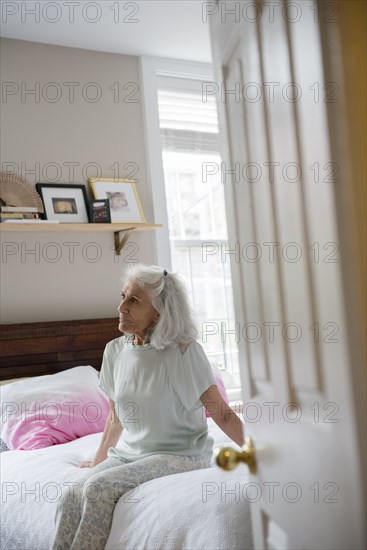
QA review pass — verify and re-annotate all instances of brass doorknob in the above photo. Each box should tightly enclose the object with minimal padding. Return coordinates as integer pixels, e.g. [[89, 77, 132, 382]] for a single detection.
[[214, 436, 257, 474]]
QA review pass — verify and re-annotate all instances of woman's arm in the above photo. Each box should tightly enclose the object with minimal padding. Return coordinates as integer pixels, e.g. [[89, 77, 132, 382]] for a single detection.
[[200, 385, 245, 447], [78, 399, 123, 468]]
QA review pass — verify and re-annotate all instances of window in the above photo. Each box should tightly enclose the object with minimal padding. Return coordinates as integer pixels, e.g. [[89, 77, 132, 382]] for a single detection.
[[157, 80, 241, 401]]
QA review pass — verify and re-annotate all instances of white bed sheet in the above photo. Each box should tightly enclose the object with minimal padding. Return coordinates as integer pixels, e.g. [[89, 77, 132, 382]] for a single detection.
[[1, 419, 253, 550]]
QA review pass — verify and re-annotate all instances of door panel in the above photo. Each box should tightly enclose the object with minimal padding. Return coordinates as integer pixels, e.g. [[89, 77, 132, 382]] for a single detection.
[[224, 50, 270, 392], [238, 12, 293, 407], [259, 10, 320, 394]]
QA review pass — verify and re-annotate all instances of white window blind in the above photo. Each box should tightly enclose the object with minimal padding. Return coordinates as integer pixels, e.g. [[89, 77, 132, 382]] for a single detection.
[[158, 89, 220, 153]]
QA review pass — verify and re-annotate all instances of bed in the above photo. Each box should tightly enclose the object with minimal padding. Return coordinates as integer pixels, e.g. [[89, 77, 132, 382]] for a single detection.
[[0, 318, 253, 550]]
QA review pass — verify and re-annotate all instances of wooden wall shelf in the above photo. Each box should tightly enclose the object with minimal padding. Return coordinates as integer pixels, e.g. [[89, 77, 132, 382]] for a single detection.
[[0, 223, 162, 255]]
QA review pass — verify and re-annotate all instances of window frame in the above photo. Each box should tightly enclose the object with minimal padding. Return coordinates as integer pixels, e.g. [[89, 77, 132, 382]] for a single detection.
[[139, 57, 215, 269], [139, 57, 243, 404]]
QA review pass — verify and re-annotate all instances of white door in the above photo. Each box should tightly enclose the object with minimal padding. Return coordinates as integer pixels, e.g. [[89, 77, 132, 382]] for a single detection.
[[208, 1, 365, 548]]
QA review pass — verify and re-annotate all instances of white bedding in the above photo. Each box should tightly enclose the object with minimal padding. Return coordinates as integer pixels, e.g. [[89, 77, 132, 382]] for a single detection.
[[1, 419, 253, 550]]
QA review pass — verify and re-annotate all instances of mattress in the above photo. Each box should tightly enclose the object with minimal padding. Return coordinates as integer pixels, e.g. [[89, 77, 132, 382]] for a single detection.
[[1, 418, 254, 550]]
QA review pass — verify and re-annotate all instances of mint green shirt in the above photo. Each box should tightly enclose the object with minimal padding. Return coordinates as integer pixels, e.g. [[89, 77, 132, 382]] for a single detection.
[[99, 336, 217, 462]]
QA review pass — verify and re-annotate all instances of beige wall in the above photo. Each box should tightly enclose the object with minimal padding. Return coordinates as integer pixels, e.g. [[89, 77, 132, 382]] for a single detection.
[[0, 38, 157, 323]]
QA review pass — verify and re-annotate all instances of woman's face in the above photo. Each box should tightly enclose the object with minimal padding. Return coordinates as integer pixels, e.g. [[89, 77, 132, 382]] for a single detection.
[[117, 280, 159, 344]]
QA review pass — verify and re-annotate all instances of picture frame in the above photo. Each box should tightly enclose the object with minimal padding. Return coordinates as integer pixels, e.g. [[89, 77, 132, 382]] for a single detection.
[[88, 178, 146, 224], [88, 199, 111, 224], [36, 183, 90, 223]]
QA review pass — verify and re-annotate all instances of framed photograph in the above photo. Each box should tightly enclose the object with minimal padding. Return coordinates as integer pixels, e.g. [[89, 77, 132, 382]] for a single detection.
[[88, 178, 146, 224], [88, 199, 111, 223], [36, 184, 89, 223]]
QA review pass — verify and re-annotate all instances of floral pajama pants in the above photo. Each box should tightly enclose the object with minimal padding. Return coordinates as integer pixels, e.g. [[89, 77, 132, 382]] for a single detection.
[[51, 450, 212, 550]]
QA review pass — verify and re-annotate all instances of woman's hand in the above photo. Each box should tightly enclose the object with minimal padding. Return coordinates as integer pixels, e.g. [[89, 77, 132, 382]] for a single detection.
[[77, 400, 123, 470], [77, 460, 95, 468]]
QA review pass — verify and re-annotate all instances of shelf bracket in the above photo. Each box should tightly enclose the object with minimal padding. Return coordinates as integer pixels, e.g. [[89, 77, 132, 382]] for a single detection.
[[114, 228, 134, 256]]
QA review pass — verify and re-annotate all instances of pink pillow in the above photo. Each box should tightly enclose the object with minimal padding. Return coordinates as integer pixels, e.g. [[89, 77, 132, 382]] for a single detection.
[[1, 366, 109, 450], [205, 363, 230, 417]]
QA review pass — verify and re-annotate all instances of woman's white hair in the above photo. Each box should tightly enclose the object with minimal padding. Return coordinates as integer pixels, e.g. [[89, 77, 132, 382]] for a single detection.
[[120, 263, 198, 350]]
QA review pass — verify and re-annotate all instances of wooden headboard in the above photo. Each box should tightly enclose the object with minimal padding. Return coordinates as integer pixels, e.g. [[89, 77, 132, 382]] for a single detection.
[[0, 318, 121, 381]]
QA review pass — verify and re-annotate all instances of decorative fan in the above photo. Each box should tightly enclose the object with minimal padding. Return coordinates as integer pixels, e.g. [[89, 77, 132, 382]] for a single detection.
[[0, 172, 44, 213]]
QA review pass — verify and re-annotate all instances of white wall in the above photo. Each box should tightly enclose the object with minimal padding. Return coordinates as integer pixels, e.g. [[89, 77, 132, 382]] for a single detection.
[[0, 38, 158, 323]]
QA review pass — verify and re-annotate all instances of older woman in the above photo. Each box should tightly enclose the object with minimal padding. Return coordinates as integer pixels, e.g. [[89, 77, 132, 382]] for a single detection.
[[52, 264, 244, 550]]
